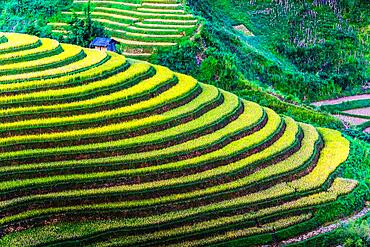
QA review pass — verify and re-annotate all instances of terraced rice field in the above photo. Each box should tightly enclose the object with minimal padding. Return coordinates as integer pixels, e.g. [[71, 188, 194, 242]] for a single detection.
[[0, 32, 361, 246], [312, 95, 370, 133], [49, 0, 198, 59]]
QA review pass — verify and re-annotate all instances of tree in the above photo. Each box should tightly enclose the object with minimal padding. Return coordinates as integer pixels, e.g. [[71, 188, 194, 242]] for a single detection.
[[65, 0, 106, 47]]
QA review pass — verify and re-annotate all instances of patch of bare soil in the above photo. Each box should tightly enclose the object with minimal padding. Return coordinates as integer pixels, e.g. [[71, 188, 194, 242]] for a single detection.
[[276, 206, 370, 247], [233, 24, 254, 36], [343, 107, 370, 117], [334, 114, 368, 126], [311, 94, 370, 107]]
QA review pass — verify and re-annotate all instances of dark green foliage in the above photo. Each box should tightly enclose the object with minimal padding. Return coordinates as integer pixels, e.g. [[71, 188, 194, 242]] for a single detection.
[[154, 39, 243, 92], [58, 1, 106, 48], [197, 49, 241, 91], [0, 0, 73, 36], [343, 129, 370, 143], [153, 40, 201, 76], [341, 138, 370, 184], [340, 217, 370, 247], [64, 15, 106, 48]]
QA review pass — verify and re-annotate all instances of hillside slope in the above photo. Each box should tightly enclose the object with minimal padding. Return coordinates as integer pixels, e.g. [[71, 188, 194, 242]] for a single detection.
[[158, 0, 369, 102], [50, 0, 198, 59], [0, 33, 366, 246]]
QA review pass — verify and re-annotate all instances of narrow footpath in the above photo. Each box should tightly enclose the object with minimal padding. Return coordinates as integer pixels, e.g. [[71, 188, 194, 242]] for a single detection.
[[267, 206, 370, 246]]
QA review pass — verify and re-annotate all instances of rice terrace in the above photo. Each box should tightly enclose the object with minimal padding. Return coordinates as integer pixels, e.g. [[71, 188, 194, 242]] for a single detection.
[[0, 0, 369, 246]]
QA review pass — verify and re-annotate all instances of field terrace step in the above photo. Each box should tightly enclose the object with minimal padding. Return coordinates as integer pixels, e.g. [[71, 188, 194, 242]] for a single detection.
[[312, 95, 370, 133], [0, 84, 209, 142], [0, 85, 225, 176], [137, 7, 185, 14], [102, 214, 314, 247], [0, 51, 128, 95], [0, 48, 110, 83], [0, 73, 201, 152], [0, 63, 158, 108], [0, 87, 229, 168], [92, 7, 194, 20], [0, 101, 263, 183], [0, 44, 86, 76], [0, 38, 62, 65], [113, 36, 177, 47], [0, 109, 285, 205], [0, 178, 357, 246], [0, 136, 353, 235], [0, 81, 214, 134], [0, 66, 193, 125], [75, 0, 141, 8], [0, 33, 41, 55]]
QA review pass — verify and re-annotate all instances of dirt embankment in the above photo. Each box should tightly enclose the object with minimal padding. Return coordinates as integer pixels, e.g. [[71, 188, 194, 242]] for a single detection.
[[276, 206, 370, 246], [343, 107, 370, 116], [311, 94, 370, 107]]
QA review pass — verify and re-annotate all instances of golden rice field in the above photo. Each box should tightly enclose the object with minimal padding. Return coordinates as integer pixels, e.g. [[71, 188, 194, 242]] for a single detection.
[[0, 32, 362, 246]]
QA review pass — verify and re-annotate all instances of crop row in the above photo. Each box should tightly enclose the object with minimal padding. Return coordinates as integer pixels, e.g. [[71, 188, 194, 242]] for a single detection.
[[0, 38, 62, 65], [95, 214, 313, 247], [0, 52, 127, 94], [91, 6, 195, 20], [108, 28, 184, 43], [0, 68, 185, 128], [0, 33, 41, 55], [0, 177, 357, 246], [0, 123, 341, 220], [0, 111, 287, 207], [53, 0, 197, 57], [0, 87, 224, 166], [320, 98, 370, 112], [0, 65, 159, 111], [0, 45, 85, 76], [95, 18, 186, 34], [0, 49, 109, 83], [0, 62, 153, 110], [0, 92, 237, 177], [0, 79, 204, 148], [0, 81, 206, 139], [0, 86, 225, 179], [0, 174, 357, 238]]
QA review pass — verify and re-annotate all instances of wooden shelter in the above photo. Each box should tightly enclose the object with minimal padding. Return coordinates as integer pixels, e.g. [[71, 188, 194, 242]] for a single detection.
[[90, 37, 119, 52]]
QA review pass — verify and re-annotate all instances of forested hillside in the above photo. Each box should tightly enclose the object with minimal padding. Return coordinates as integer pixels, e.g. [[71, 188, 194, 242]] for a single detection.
[[0, 0, 72, 35]]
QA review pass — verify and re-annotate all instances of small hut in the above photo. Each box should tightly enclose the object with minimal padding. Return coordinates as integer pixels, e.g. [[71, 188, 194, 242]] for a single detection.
[[90, 37, 119, 52]]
